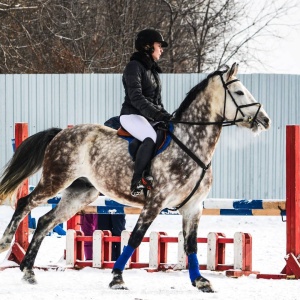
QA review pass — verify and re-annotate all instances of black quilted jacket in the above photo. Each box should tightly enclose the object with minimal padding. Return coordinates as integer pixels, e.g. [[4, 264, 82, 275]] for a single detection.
[[120, 52, 168, 121]]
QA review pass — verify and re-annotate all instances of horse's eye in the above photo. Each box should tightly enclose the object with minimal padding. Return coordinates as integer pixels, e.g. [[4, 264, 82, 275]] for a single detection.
[[235, 90, 244, 96]]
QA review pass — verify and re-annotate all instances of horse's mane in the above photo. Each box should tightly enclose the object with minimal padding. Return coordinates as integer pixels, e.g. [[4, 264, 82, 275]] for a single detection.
[[173, 68, 227, 119]]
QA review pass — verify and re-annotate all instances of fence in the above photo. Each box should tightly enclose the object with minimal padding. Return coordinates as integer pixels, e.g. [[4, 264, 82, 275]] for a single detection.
[[2, 73, 300, 199]]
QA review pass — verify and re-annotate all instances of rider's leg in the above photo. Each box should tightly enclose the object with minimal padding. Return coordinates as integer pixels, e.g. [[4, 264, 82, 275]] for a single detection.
[[119, 115, 157, 143], [120, 115, 157, 196], [130, 137, 156, 194]]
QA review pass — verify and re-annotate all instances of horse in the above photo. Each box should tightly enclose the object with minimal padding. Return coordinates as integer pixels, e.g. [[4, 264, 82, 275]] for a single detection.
[[0, 63, 270, 293]]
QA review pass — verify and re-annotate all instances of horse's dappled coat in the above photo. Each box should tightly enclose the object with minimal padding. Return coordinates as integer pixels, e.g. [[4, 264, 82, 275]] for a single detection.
[[0, 63, 270, 293]]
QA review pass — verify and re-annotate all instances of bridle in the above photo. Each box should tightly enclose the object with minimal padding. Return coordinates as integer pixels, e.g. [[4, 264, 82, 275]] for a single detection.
[[165, 72, 262, 211], [219, 75, 261, 128], [171, 72, 262, 128]]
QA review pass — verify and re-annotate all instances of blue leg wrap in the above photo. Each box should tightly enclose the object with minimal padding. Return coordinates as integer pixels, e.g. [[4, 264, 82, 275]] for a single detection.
[[188, 253, 201, 282], [113, 245, 135, 271]]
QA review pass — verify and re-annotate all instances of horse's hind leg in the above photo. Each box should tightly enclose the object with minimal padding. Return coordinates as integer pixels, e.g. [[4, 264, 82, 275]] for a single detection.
[[181, 204, 214, 293], [20, 205, 69, 284], [0, 170, 77, 253], [0, 194, 33, 252], [0, 182, 62, 253], [20, 178, 99, 284]]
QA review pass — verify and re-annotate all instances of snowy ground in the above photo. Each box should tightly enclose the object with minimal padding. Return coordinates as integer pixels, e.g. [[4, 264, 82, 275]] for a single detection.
[[0, 205, 298, 300]]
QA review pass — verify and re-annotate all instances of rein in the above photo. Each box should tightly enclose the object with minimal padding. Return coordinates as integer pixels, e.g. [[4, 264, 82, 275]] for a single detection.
[[171, 119, 242, 126], [166, 73, 262, 211], [166, 129, 211, 211]]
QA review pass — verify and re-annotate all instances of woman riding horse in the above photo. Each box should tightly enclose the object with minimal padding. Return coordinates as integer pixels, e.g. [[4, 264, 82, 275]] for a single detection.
[[120, 28, 171, 197]]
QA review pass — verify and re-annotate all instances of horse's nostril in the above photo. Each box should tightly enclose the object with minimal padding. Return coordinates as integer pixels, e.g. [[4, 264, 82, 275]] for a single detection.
[[264, 117, 269, 124]]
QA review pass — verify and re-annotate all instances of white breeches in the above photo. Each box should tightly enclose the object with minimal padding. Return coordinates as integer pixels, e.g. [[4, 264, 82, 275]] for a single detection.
[[120, 115, 157, 143]]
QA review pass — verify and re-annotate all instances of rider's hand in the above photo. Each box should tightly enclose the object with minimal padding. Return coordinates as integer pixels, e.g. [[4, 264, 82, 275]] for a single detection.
[[155, 111, 172, 122]]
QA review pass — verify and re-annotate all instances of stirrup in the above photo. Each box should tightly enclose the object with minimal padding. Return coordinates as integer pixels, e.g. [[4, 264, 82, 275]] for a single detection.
[[130, 181, 144, 197]]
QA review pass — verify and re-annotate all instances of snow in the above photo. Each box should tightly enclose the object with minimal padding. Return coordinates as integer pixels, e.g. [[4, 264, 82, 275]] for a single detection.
[[0, 205, 299, 300]]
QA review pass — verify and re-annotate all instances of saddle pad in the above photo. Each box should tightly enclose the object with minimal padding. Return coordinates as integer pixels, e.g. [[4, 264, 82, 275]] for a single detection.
[[118, 123, 174, 158]]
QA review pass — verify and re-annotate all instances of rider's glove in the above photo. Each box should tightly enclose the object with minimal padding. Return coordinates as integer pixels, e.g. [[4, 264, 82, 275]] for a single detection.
[[155, 111, 172, 122]]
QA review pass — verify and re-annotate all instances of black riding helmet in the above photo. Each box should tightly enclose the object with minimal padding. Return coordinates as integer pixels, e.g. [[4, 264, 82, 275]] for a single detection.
[[135, 29, 168, 52]]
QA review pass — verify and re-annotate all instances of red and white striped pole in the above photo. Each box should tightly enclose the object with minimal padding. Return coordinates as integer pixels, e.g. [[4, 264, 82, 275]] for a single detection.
[[8, 123, 29, 264]]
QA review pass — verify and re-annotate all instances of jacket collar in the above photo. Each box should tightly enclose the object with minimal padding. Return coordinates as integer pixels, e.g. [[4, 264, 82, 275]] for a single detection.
[[130, 52, 162, 73]]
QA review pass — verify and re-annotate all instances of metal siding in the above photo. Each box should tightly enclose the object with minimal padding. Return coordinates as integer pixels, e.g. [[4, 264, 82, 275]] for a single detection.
[[0, 73, 299, 199]]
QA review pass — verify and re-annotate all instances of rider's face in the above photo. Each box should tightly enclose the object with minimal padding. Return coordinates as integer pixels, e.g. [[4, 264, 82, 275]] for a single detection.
[[151, 42, 163, 61]]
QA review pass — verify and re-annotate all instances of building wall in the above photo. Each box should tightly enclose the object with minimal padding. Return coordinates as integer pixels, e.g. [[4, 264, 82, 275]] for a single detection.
[[1, 73, 299, 199]]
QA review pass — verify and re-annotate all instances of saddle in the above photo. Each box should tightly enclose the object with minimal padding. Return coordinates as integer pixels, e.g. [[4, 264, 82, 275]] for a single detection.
[[104, 116, 173, 161], [117, 124, 173, 161]]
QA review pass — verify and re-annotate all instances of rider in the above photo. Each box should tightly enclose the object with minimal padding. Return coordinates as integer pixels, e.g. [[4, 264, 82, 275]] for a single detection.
[[119, 28, 171, 197]]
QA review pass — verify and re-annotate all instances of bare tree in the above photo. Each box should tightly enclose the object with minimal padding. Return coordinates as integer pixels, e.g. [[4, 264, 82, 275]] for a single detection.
[[215, 0, 299, 71], [159, 0, 299, 73], [0, 0, 298, 73]]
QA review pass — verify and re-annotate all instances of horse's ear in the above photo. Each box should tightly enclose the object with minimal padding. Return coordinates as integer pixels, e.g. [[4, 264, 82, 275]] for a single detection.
[[227, 63, 239, 80]]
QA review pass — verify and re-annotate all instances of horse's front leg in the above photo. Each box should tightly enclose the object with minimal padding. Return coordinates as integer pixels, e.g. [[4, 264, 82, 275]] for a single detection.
[[109, 202, 162, 290], [181, 206, 215, 293]]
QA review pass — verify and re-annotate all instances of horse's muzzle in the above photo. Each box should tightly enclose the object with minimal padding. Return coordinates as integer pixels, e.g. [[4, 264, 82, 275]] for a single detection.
[[260, 116, 271, 129], [249, 113, 271, 133]]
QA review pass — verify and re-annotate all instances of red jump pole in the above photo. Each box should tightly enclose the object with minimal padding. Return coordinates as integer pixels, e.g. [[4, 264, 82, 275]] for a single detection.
[[8, 123, 29, 264], [257, 125, 300, 279], [284, 125, 300, 277]]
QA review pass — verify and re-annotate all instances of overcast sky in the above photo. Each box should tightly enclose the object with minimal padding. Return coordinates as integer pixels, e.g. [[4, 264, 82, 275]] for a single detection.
[[238, 2, 300, 74]]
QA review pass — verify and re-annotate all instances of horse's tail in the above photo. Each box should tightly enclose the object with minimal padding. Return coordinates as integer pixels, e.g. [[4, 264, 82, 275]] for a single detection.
[[0, 128, 63, 203]]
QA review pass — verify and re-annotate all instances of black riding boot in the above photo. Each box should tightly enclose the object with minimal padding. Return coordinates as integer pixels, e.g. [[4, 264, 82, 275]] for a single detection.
[[131, 137, 156, 196]]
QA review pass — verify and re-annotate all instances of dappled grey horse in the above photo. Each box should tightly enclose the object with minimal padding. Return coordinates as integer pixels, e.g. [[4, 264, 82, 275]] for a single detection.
[[0, 63, 270, 293]]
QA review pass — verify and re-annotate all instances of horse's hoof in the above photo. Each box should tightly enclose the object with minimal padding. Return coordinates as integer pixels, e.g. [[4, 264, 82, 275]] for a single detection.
[[192, 276, 215, 293], [22, 268, 37, 285], [109, 270, 128, 290], [109, 283, 128, 290]]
